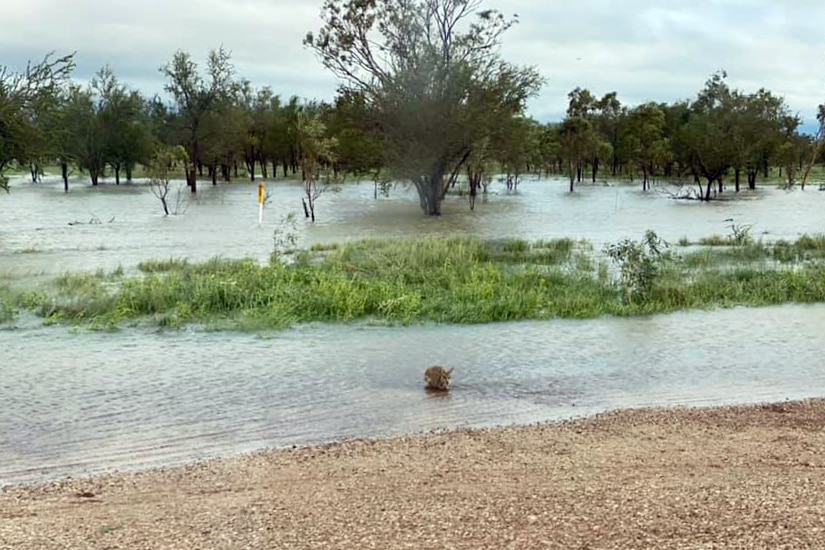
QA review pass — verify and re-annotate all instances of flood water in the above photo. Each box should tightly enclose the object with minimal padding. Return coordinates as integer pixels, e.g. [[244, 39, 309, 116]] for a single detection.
[[3, 174, 825, 279], [2, 175, 825, 486]]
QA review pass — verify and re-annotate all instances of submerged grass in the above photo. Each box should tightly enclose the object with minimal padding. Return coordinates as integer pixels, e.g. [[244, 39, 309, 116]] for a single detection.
[[682, 236, 825, 268], [8, 234, 825, 331], [0, 285, 16, 324]]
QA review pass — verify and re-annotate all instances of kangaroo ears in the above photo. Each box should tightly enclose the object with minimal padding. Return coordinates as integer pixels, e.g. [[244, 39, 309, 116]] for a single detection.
[[447, 368, 454, 374]]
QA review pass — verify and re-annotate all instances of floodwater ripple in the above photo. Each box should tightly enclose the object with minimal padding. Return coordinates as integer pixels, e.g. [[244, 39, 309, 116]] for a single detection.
[[2, 304, 825, 486]]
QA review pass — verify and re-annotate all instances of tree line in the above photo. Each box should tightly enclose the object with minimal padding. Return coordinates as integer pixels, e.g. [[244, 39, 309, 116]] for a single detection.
[[2, 0, 824, 215], [551, 73, 825, 200]]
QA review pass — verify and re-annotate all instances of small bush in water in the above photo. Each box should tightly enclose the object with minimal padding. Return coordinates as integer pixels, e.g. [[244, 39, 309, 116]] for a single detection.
[[604, 230, 671, 304]]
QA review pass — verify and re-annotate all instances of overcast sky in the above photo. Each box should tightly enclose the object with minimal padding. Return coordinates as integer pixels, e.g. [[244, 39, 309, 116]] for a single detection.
[[3, 0, 824, 130]]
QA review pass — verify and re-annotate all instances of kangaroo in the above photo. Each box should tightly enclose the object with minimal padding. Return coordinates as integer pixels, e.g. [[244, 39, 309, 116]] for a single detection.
[[424, 366, 453, 391]]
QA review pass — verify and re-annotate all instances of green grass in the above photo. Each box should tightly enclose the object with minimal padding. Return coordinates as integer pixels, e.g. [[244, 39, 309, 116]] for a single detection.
[[0, 285, 17, 323], [698, 234, 730, 246], [137, 258, 190, 273], [6, 234, 825, 331], [682, 236, 825, 268]]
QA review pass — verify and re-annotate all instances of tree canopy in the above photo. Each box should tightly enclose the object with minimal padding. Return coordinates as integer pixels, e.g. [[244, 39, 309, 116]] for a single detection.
[[305, 0, 544, 215], [0, 53, 75, 191]]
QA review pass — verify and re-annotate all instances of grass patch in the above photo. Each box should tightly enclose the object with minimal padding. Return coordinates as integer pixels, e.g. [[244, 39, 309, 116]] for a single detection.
[[698, 234, 729, 246], [138, 258, 190, 273], [0, 286, 17, 323], [683, 236, 825, 268], [9, 234, 825, 331]]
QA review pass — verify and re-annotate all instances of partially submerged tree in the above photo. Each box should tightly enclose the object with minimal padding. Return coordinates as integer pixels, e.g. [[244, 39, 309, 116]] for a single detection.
[[296, 105, 339, 222], [160, 48, 238, 193], [625, 103, 668, 190], [93, 66, 152, 184], [559, 116, 594, 192], [305, 0, 543, 215], [0, 52, 75, 192], [63, 84, 107, 186], [496, 116, 539, 193], [148, 145, 189, 216], [801, 103, 825, 189]]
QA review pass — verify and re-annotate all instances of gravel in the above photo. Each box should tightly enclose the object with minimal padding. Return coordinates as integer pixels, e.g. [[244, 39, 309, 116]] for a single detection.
[[2, 399, 825, 549]]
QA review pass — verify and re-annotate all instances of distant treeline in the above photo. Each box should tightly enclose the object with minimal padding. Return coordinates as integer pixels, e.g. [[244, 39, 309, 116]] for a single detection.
[[2, 50, 824, 203]]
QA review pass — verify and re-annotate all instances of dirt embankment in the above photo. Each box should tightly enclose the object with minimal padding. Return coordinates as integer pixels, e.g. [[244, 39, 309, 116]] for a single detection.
[[2, 399, 825, 549]]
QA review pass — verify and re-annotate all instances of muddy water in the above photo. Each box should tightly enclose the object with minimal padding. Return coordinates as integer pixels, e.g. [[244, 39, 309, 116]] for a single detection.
[[2, 175, 825, 486], [2, 175, 825, 279], [2, 304, 825, 486]]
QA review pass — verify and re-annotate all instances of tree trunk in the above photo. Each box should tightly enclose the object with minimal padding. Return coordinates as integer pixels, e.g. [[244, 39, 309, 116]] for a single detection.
[[115, 164, 121, 185], [61, 162, 69, 193], [747, 167, 757, 190], [734, 168, 741, 192], [468, 171, 480, 211], [186, 138, 199, 193], [186, 163, 197, 194], [414, 171, 446, 216], [246, 151, 256, 181]]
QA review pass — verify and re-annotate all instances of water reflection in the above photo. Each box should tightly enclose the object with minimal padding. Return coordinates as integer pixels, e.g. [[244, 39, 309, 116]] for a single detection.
[[2, 304, 825, 486]]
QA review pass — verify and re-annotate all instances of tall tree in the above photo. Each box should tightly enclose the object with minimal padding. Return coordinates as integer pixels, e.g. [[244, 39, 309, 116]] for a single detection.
[[624, 102, 668, 190], [496, 116, 539, 192], [563, 87, 609, 183], [676, 71, 737, 200], [160, 47, 238, 193], [559, 116, 594, 192], [305, 0, 543, 215], [296, 104, 339, 222], [64, 84, 107, 186], [595, 92, 622, 175], [93, 66, 153, 184]]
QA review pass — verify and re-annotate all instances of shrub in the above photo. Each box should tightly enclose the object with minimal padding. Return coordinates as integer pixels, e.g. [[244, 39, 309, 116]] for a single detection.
[[604, 230, 671, 304]]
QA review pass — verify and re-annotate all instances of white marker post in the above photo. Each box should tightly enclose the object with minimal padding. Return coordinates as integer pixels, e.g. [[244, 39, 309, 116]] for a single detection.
[[257, 180, 266, 226]]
